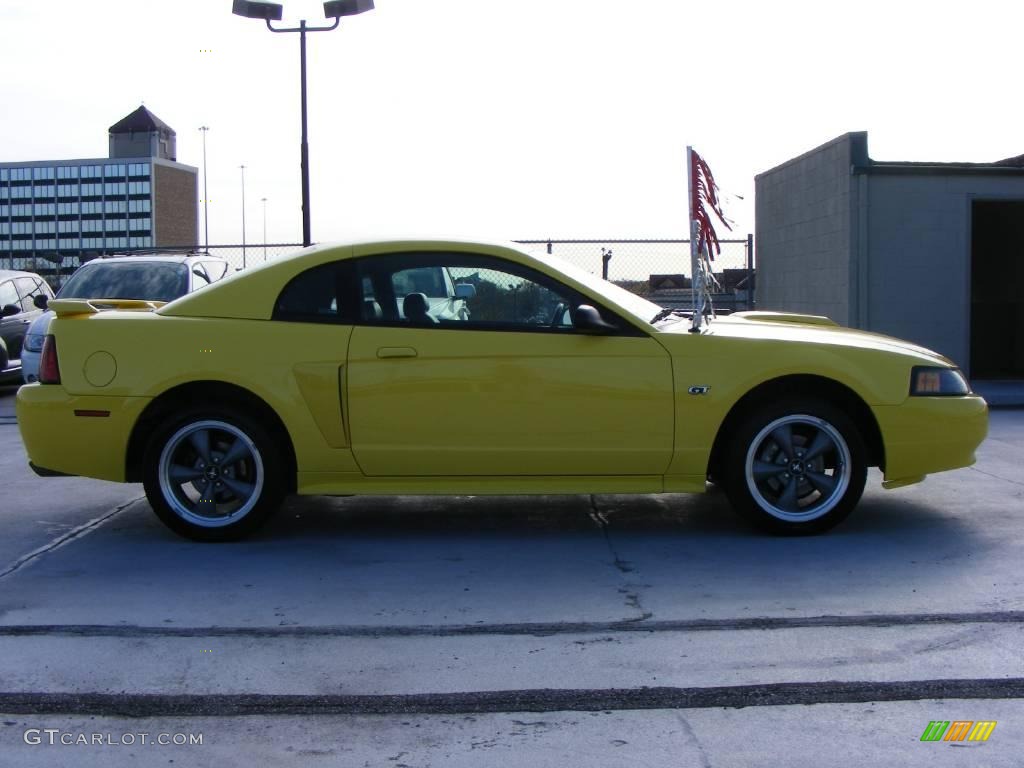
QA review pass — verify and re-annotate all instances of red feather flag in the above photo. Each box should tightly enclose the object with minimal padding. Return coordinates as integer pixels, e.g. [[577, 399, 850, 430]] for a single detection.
[[688, 149, 732, 262]]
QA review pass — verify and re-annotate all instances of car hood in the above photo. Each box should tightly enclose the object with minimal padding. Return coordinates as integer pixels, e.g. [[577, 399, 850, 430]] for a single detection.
[[661, 311, 955, 367]]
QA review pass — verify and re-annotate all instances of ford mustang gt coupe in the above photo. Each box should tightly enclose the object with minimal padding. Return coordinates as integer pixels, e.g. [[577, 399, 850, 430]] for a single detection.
[[17, 239, 988, 541]]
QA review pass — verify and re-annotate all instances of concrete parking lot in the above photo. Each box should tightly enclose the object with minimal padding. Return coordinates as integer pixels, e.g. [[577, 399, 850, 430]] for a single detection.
[[1, 383, 1022, 766]]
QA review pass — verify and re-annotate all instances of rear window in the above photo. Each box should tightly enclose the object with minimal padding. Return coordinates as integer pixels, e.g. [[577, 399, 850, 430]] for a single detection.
[[58, 263, 189, 303]]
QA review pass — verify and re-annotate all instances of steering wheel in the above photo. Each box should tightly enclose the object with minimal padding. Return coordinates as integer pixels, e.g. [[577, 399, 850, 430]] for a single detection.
[[549, 302, 568, 327]]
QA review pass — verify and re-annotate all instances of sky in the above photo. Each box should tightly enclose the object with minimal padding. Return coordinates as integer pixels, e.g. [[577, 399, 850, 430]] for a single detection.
[[1, 0, 1021, 247]]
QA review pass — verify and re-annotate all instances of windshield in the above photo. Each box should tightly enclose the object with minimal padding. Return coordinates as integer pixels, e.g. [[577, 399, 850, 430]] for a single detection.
[[526, 249, 663, 324], [58, 262, 189, 303]]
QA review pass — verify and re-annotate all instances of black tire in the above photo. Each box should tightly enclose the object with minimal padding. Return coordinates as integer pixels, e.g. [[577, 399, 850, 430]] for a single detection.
[[721, 398, 867, 535], [142, 404, 286, 541]]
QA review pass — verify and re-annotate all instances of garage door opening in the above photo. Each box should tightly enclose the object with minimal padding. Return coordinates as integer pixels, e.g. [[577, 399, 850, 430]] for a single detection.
[[971, 200, 1024, 379]]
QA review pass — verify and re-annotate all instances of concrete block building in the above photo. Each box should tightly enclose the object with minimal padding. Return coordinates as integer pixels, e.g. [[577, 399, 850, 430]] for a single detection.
[[755, 132, 1024, 382]]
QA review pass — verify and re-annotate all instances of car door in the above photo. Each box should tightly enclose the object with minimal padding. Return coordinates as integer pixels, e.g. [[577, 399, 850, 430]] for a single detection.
[[346, 251, 675, 477], [0, 278, 31, 361]]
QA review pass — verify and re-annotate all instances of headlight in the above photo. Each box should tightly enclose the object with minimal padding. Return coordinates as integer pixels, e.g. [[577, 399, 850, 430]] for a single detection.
[[909, 366, 970, 396], [23, 333, 45, 353]]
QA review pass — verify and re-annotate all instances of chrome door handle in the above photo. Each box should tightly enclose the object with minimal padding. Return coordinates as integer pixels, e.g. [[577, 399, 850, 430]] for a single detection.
[[377, 347, 418, 359]]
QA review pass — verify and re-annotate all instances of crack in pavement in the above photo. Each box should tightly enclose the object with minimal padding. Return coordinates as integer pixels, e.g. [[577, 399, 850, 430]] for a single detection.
[[2, 678, 1023, 717], [967, 465, 1024, 488], [0, 496, 143, 582], [677, 714, 713, 768], [589, 495, 652, 623]]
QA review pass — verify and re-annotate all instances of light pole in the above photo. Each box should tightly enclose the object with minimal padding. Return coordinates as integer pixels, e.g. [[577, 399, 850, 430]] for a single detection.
[[232, 0, 374, 247], [239, 164, 247, 269], [261, 197, 268, 261], [198, 126, 210, 250]]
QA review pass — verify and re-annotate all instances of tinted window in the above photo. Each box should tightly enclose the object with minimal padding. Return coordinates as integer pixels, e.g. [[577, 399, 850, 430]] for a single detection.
[[58, 263, 189, 302], [273, 262, 353, 324]]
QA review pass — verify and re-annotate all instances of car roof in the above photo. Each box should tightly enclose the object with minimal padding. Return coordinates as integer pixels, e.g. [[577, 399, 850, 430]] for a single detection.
[[79, 253, 229, 267], [0, 269, 45, 280]]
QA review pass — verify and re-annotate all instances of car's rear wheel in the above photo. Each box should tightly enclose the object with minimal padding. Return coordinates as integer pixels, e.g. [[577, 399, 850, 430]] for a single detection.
[[722, 400, 867, 535], [143, 405, 285, 541]]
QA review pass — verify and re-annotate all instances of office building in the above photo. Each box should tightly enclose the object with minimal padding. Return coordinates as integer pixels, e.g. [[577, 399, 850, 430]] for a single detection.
[[0, 106, 198, 269]]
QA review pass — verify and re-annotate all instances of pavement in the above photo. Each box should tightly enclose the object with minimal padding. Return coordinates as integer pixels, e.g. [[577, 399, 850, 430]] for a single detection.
[[0, 382, 1022, 766], [973, 379, 1024, 407]]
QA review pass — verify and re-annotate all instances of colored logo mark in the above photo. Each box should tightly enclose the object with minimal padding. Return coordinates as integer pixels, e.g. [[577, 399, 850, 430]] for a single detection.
[[920, 721, 996, 742]]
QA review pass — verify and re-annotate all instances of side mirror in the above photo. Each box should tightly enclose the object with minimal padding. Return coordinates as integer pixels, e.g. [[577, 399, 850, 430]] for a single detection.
[[573, 304, 617, 334], [454, 283, 476, 300], [1, 304, 21, 317], [33, 294, 49, 310]]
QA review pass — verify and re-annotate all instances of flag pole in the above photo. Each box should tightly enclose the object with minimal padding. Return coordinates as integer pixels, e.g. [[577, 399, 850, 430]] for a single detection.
[[686, 146, 703, 331]]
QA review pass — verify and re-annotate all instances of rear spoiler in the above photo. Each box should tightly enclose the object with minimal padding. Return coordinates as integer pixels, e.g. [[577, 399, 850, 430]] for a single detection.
[[48, 298, 167, 318], [731, 311, 839, 327]]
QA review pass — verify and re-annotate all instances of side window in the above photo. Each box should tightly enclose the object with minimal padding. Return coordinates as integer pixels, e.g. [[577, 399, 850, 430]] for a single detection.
[[448, 266, 573, 328], [0, 280, 18, 310], [203, 261, 228, 282], [15, 277, 47, 310], [191, 268, 211, 289], [392, 267, 448, 300], [273, 261, 353, 324], [358, 253, 581, 331]]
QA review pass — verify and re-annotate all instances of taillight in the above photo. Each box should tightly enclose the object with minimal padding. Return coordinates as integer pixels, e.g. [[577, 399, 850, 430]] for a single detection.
[[39, 335, 60, 384]]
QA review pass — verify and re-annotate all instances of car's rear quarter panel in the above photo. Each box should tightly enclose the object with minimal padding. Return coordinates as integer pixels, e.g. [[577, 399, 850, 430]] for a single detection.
[[19, 311, 360, 481]]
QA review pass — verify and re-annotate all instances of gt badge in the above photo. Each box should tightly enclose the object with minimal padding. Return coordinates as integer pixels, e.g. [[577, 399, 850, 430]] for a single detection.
[[688, 385, 711, 395]]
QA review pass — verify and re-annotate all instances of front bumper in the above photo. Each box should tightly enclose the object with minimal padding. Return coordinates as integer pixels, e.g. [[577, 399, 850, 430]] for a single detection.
[[16, 384, 151, 482], [873, 394, 988, 484]]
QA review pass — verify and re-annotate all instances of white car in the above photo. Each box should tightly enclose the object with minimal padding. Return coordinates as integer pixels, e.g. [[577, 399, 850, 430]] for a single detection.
[[22, 253, 230, 383]]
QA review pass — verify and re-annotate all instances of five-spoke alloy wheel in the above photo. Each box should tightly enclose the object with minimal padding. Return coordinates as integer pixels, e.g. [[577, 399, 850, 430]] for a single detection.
[[723, 399, 867, 535], [143, 405, 285, 541]]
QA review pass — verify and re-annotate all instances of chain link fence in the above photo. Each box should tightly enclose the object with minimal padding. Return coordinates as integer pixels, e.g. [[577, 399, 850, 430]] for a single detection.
[[514, 237, 755, 312], [8, 244, 304, 291], [10, 238, 755, 311]]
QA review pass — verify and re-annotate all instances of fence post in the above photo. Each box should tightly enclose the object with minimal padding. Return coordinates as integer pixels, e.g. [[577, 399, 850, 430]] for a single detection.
[[746, 233, 755, 309], [601, 248, 613, 280]]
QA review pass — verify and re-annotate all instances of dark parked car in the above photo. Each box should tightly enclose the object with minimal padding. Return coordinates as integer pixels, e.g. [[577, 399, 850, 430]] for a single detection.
[[0, 269, 54, 383]]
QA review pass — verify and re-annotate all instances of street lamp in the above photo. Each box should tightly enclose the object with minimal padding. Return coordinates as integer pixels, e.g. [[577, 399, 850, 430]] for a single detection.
[[232, 0, 374, 247], [198, 126, 210, 250], [239, 164, 247, 269]]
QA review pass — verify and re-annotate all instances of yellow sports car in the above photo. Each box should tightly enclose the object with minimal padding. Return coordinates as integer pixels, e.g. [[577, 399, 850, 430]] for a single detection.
[[17, 239, 988, 540]]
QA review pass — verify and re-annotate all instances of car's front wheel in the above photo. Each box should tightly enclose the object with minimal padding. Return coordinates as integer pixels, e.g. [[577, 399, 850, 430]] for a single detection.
[[143, 406, 285, 541], [722, 400, 867, 535]]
